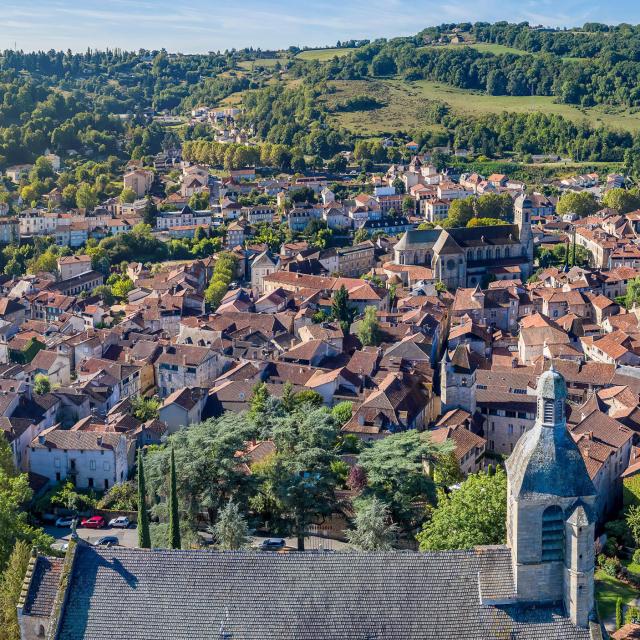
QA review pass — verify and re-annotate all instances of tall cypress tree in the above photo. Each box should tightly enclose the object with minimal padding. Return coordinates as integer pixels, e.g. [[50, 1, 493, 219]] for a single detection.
[[168, 447, 181, 550], [137, 452, 151, 549]]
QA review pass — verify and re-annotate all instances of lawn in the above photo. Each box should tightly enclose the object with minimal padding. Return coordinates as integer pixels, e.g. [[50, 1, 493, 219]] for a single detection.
[[324, 78, 640, 135], [595, 570, 639, 621], [297, 47, 358, 61]]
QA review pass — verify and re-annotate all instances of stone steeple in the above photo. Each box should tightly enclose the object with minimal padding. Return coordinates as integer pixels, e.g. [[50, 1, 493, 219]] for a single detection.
[[505, 367, 596, 627]]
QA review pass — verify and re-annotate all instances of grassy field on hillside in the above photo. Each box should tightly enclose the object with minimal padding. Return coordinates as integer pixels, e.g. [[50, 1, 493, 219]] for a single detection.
[[237, 58, 282, 70], [297, 48, 358, 61], [419, 42, 527, 56], [324, 78, 640, 134]]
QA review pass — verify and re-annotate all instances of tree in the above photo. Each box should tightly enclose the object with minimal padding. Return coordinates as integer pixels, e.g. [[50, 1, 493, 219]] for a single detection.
[[625, 276, 640, 310], [556, 191, 599, 218], [210, 499, 249, 550], [356, 306, 381, 346], [616, 597, 624, 630], [144, 415, 256, 530], [120, 187, 137, 204], [130, 396, 160, 422], [0, 469, 52, 568], [168, 448, 181, 549], [0, 540, 30, 640], [433, 451, 463, 487], [467, 217, 509, 228], [189, 191, 210, 210], [353, 228, 369, 244], [280, 381, 296, 413], [331, 285, 355, 332], [602, 188, 640, 214], [417, 468, 508, 551], [75, 183, 98, 211], [91, 284, 115, 306], [331, 402, 353, 427], [33, 374, 50, 395], [249, 383, 270, 420], [358, 431, 452, 530], [626, 504, 640, 545], [445, 198, 475, 228], [137, 454, 151, 549], [292, 390, 324, 409], [267, 407, 340, 550], [346, 497, 398, 551]]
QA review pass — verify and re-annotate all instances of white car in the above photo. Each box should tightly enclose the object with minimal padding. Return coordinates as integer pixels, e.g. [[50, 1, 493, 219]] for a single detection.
[[108, 516, 130, 528], [55, 516, 75, 528]]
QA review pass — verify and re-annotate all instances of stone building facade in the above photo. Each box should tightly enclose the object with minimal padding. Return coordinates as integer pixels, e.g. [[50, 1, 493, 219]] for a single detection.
[[393, 194, 534, 288], [506, 368, 597, 628]]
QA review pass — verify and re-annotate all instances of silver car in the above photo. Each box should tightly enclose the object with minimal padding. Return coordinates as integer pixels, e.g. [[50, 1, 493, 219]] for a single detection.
[[108, 516, 130, 528]]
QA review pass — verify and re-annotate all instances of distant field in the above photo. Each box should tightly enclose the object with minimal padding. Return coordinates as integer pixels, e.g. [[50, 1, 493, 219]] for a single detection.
[[324, 78, 640, 134], [420, 42, 527, 56], [297, 48, 358, 61], [237, 58, 282, 70]]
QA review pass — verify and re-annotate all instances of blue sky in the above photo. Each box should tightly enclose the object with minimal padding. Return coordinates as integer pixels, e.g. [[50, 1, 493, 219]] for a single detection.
[[1, 0, 639, 53]]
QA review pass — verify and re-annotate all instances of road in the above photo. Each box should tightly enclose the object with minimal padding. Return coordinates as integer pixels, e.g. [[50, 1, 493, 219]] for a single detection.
[[47, 525, 349, 552]]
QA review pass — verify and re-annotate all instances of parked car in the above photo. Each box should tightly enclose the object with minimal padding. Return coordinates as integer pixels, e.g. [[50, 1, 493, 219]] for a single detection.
[[108, 516, 130, 529], [258, 538, 285, 551], [55, 516, 75, 528], [80, 516, 106, 529], [95, 536, 119, 547]]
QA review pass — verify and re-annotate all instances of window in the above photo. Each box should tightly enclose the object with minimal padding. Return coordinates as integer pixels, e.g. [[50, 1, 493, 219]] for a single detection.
[[103, 462, 110, 471], [90, 460, 96, 470], [88, 477, 94, 488], [541, 505, 564, 561], [55, 472, 61, 482], [508, 424, 514, 435], [543, 399, 555, 423], [104, 479, 109, 490]]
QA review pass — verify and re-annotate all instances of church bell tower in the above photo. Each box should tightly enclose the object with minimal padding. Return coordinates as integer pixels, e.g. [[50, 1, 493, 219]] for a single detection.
[[505, 367, 596, 627]]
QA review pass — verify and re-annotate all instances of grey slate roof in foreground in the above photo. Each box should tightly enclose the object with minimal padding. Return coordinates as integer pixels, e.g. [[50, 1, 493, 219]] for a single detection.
[[56, 544, 591, 640]]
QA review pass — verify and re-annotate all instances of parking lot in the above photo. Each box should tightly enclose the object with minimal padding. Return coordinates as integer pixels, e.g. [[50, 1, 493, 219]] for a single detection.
[[46, 524, 349, 551], [46, 524, 138, 549]]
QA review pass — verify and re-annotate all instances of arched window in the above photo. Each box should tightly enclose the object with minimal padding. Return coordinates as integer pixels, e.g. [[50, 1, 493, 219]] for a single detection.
[[38, 625, 45, 637], [541, 505, 564, 561], [495, 247, 501, 259], [504, 247, 510, 258]]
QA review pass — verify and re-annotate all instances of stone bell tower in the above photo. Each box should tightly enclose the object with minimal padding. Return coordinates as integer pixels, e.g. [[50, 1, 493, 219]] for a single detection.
[[505, 367, 596, 627]]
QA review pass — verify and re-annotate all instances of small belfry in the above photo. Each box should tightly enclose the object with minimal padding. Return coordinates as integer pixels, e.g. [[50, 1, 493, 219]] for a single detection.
[[505, 366, 597, 628]]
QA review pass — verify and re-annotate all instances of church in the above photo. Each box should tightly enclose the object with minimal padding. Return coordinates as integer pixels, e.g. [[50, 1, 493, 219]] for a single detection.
[[18, 369, 602, 640], [393, 193, 535, 288]]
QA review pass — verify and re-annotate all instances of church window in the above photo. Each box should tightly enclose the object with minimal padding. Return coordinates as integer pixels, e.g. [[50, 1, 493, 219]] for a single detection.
[[446, 259, 455, 271], [543, 399, 555, 423], [496, 248, 501, 259], [541, 505, 564, 561], [505, 247, 510, 257]]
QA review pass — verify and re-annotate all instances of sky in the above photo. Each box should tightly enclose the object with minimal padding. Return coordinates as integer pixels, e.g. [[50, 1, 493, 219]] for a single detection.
[[1, 0, 640, 53]]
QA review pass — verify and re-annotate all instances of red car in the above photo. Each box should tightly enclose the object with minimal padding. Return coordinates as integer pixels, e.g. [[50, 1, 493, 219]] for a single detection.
[[81, 516, 105, 529]]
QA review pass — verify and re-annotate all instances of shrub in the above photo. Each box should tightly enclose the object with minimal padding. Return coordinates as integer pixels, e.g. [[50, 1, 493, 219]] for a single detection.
[[603, 556, 621, 577], [633, 548, 640, 564]]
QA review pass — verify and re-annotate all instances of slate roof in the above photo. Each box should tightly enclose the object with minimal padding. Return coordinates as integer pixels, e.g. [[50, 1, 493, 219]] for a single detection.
[[56, 544, 591, 640], [23, 555, 63, 617]]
